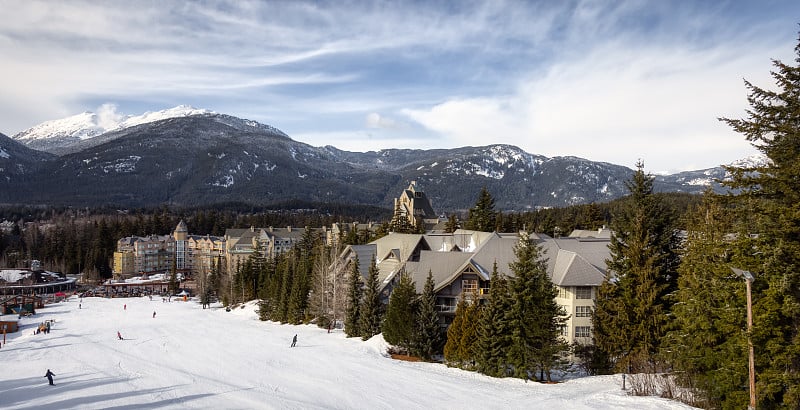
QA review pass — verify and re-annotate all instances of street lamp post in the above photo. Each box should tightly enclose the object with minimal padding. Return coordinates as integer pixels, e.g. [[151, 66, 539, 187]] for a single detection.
[[732, 267, 756, 410]]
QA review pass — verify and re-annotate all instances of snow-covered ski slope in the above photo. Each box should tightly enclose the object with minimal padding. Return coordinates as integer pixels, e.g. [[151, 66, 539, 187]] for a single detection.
[[0, 296, 695, 409]]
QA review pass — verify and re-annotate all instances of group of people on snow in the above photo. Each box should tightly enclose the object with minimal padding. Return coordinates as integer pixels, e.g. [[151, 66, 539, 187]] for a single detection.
[[34, 321, 52, 335]]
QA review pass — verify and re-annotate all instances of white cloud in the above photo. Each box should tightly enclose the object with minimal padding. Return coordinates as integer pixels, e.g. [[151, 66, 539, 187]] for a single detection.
[[365, 113, 406, 130], [95, 103, 125, 130], [0, 0, 797, 174], [403, 35, 787, 172]]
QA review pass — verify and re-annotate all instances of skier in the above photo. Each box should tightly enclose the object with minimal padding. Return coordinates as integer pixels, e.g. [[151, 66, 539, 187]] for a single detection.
[[124, 304, 126, 310], [291, 334, 297, 348], [117, 331, 123, 340], [44, 369, 55, 385], [152, 311, 156, 318]]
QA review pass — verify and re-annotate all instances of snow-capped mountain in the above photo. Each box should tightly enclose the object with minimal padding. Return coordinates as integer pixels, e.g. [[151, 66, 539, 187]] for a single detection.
[[0, 107, 747, 209], [12, 104, 212, 154]]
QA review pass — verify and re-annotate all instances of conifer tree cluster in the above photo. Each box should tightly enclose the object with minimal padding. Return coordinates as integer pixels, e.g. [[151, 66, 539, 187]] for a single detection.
[[388, 201, 416, 234], [475, 265, 513, 377], [666, 33, 800, 409], [358, 258, 384, 340], [665, 193, 754, 408], [344, 256, 363, 338], [414, 272, 444, 360], [444, 237, 568, 381], [341, 255, 388, 340], [592, 161, 679, 374], [381, 271, 443, 360], [464, 187, 498, 232], [382, 273, 417, 352], [252, 228, 321, 324]]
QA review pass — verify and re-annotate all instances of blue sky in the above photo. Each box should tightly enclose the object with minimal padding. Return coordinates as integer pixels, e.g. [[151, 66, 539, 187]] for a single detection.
[[1, 0, 798, 173]]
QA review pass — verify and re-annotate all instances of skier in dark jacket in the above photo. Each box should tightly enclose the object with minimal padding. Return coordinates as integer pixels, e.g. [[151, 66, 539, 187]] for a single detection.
[[291, 334, 297, 347], [44, 369, 55, 385]]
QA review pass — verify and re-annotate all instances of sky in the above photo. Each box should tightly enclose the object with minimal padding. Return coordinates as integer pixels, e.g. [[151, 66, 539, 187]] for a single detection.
[[0, 295, 695, 409], [1, 1, 799, 173]]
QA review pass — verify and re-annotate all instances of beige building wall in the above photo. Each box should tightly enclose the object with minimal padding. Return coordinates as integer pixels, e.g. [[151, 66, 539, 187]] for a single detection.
[[556, 285, 596, 346]]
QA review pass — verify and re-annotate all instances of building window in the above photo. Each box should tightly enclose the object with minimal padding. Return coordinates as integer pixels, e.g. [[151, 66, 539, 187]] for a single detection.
[[575, 286, 592, 299], [576, 306, 592, 317], [560, 325, 569, 337], [558, 287, 569, 299], [436, 297, 457, 313], [575, 326, 591, 338], [462, 279, 478, 294]]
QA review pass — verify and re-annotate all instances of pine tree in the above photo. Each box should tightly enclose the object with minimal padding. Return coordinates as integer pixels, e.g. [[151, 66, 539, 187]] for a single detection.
[[593, 161, 680, 373], [382, 273, 417, 353], [444, 295, 467, 366], [458, 291, 482, 369], [275, 256, 293, 323], [413, 271, 443, 361], [389, 201, 414, 234], [475, 264, 513, 377], [358, 257, 384, 340], [506, 232, 568, 381], [465, 187, 498, 232], [667, 193, 752, 409], [287, 250, 313, 324], [444, 214, 460, 233], [716, 33, 800, 408], [344, 256, 362, 338]]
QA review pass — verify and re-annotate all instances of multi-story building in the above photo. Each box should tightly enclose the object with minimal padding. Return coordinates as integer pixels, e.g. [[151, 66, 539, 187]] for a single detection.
[[223, 226, 318, 273], [113, 221, 224, 279], [334, 228, 610, 347], [114, 222, 336, 279]]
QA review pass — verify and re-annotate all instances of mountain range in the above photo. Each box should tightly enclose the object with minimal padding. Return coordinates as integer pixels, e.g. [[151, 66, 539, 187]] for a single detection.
[[0, 106, 738, 211]]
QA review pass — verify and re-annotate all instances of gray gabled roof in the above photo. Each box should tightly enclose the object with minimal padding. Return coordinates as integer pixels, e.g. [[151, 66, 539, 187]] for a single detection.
[[403, 251, 474, 293], [550, 249, 606, 286], [339, 229, 612, 298], [344, 244, 378, 279], [371, 233, 428, 262], [423, 233, 470, 252], [469, 233, 519, 279]]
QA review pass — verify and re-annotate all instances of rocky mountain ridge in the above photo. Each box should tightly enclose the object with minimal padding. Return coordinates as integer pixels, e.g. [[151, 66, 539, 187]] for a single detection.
[[1, 108, 741, 210]]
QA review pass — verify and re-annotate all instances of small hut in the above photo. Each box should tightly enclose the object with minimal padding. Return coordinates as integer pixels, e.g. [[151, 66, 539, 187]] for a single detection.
[[0, 294, 44, 315]]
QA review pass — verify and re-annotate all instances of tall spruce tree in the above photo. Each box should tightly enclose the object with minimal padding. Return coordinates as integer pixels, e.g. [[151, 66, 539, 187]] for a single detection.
[[389, 201, 414, 234], [444, 294, 467, 366], [358, 257, 383, 340], [344, 256, 363, 338], [506, 232, 568, 381], [458, 291, 482, 369], [382, 273, 417, 353], [667, 193, 753, 409], [413, 271, 443, 361], [593, 161, 680, 373], [476, 263, 513, 377], [465, 187, 498, 232], [716, 34, 800, 408]]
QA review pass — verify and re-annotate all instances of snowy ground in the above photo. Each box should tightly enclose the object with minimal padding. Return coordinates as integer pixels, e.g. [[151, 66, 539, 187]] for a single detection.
[[0, 296, 695, 409]]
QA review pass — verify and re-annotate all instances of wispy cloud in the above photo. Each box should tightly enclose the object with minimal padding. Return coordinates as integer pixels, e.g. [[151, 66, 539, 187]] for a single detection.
[[0, 0, 797, 172]]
